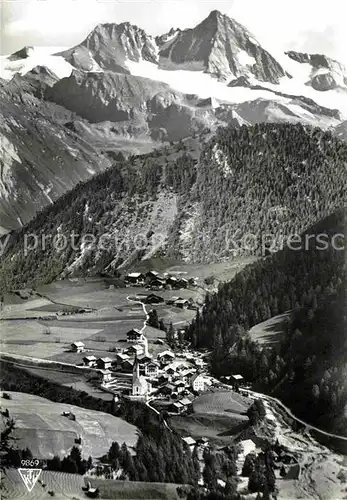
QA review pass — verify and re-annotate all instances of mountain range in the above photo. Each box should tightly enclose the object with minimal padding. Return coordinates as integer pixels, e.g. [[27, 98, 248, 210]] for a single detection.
[[0, 9, 346, 234]]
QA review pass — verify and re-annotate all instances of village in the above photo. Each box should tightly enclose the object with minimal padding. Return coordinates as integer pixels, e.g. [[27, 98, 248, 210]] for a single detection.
[[1, 268, 330, 499]]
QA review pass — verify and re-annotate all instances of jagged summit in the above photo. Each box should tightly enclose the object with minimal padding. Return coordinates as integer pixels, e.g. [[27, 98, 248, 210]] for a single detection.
[[57, 22, 158, 73], [285, 50, 347, 92], [8, 46, 35, 61], [158, 10, 286, 83]]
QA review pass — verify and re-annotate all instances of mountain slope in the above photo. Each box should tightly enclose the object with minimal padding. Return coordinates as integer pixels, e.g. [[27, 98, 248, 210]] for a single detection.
[[0, 123, 346, 290], [158, 10, 286, 83], [57, 22, 158, 73], [0, 84, 111, 233], [285, 50, 347, 91], [186, 209, 347, 436]]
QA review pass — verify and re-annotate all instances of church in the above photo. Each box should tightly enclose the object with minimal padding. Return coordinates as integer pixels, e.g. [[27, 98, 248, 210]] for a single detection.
[[132, 355, 151, 398]]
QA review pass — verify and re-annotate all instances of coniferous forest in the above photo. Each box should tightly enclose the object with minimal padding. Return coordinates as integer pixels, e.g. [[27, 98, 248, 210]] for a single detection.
[[1, 123, 346, 291], [186, 210, 347, 435]]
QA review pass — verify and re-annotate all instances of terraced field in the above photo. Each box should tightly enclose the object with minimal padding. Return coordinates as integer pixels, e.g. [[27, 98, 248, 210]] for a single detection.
[[0, 392, 138, 459]]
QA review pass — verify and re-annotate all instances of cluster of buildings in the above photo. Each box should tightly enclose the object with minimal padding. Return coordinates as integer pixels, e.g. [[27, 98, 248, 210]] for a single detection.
[[71, 328, 208, 403], [125, 270, 197, 290]]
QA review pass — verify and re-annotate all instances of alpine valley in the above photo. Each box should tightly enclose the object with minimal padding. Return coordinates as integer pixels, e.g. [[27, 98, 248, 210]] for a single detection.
[[1, 9, 347, 500]]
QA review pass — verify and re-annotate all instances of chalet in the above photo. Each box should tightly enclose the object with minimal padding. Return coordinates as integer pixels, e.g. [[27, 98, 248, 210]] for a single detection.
[[166, 296, 182, 305], [170, 401, 184, 414], [178, 398, 193, 411], [177, 278, 188, 288], [125, 272, 145, 285], [160, 383, 176, 395], [158, 350, 175, 364], [163, 365, 176, 376], [231, 374, 246, 389], [194, 358, 205, 368], [100, 369, 113, 383], [182, 436, 196, 452], [122, 359, 134, 372], [144, 361, 160, 377], [174, 299, 189, 309], [149, 278, 166, 289], [190, 373, 205, 392], [71, 341, 85, 353], [196, 437, 209, 447], [138, 353, 152, 362], [126, 328, 143, 343], [145, 270, 160, 280], [82, 355, 97, 367], [115, 353, 130, 366], [144, 294, 164, 304], [158, 374, 170, 385], [126, 344, 144, 356], [96, 357, 113, 370], [172, 380, 185, 393], [167, 276, 179, 288], [181, 369, 196, 382]]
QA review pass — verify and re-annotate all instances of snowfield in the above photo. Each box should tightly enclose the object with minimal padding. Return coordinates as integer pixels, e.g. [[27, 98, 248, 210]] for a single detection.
[[1, 45, 346, 118], [0, 47, 73, 80]]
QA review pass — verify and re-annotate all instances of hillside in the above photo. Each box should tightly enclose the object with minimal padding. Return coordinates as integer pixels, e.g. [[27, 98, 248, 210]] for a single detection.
[[186, 209, 347, 435], [0, 391, 138, 459], [0, 123, 346, 291], [0, 82, 111, 234]]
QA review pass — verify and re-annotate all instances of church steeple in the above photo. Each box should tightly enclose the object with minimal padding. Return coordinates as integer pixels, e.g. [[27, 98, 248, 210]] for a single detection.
[[133, 352, 140, 382]]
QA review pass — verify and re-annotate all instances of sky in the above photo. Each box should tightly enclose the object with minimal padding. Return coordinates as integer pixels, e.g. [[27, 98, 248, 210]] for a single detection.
[[1, 0, 347, 65]]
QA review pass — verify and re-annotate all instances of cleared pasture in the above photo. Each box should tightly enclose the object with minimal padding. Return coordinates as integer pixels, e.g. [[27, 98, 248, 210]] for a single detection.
[[89, 478, 183, 499], [2, 469, 184, 500], [0, 392, 138, 459], [249, 312, 290, 347], [193, 390, 251, 416]]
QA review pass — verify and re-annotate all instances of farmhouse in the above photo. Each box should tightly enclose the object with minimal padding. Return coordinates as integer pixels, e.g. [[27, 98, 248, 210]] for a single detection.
[[97, 357, 113, 370], [158, 350, 175, 364], [158, 374, 170, 385], [144, 361, 160, 377], [122, 359, 134, 372], [144, 294, 164, 304], [231, 374, 246, 389], [126, 328, 143, 342], [146, 270, 160, 280], [125, 272, 145, 284], [149, 278, 166, 289], [166, 296, 182, 305], [170, 401, 184, 414], [194, 358, 205, 368], [71, 341, 85, 353], [179, 398, 193, 411], [172, 380, 185, 393], [174, 299, 189, 309], [126, 344, 144, 357], [190, 373, 205, 392], [100, 369, 113, 384], [163, 365, 176, 376], [167, 276, 178, 287], [115, 353, 130, 366], [160, 383, 176, 395], [182, 436, 196, 452], [82, 355, 97, 367]]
